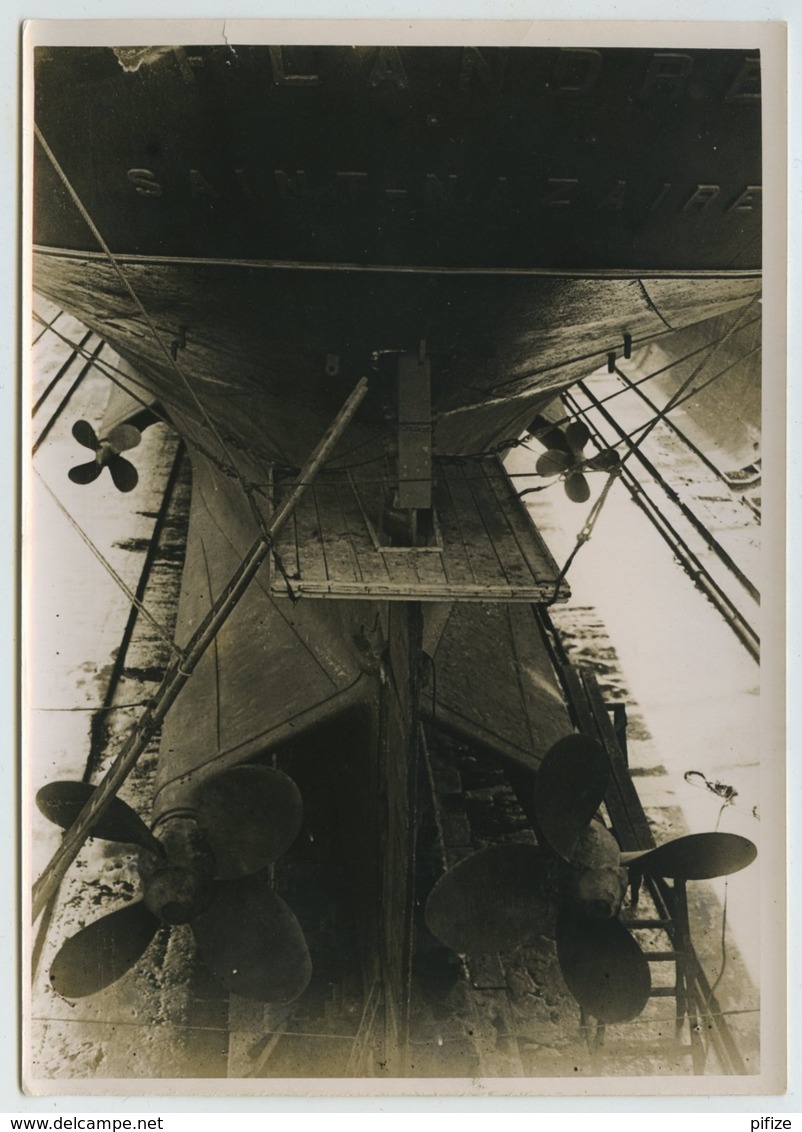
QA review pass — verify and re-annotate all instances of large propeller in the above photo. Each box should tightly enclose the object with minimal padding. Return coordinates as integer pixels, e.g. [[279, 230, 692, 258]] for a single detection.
[[68, 419, 142, 493], [36, 765, 311, 1003], [425, 734, 757, 1024], [532, 418, 620, 503]]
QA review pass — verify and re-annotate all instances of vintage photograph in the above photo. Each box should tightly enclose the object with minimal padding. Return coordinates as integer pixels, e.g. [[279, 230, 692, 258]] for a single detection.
[[22, 22, 784, 1093]]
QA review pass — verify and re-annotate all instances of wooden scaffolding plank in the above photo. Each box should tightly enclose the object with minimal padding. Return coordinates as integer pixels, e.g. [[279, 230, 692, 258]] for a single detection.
[[285, 480, 329, 586], [337, 475, 393, 588], [313, 479, 363, 586], [351, 474, 425, 593], [432, 473, 480, 588], [466, 464, 538, 591], [270, 463, 568, 601], [280, 515, 302, 586], [482, 457, 567, 589], [387, 545, 448, 590], [377, 547, 425, 594], [440, 462, 509, 583]]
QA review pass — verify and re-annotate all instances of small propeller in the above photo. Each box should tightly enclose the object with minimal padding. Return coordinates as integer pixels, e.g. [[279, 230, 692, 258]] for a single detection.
[[37, 764, 310, 1002], [533, 419, 620, 503], [424, 732, 758, 1025], [69, 419, 141, 493]]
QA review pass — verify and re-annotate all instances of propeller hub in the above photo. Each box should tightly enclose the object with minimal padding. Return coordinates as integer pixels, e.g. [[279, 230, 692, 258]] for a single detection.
[[563, 822, 628, 918], [143, 865, 214, 924], [95, 441, 114, 467], [140, 814, 216, 924], [568, 865, 628, 919]]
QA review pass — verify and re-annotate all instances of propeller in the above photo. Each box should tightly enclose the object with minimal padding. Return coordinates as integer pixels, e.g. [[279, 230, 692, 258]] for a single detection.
[[68, 419, 142, 493], [532, 419, 620, 503], [425, 733, 758, 1024], [36, 765, 311, 1003]]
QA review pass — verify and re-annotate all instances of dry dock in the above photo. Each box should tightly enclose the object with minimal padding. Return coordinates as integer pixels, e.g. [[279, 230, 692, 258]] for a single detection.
[[26, 299, 759, 1084]]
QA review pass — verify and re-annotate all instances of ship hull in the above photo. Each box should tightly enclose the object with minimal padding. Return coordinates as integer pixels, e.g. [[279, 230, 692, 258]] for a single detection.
[[33, 249, 759, 466], [32, 45, 762, 460], [34, 45, 761, 271]]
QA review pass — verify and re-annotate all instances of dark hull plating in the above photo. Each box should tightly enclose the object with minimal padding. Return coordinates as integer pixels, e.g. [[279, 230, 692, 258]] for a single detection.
[[34, 45, 761, 271], [32, 46, 762, 464]]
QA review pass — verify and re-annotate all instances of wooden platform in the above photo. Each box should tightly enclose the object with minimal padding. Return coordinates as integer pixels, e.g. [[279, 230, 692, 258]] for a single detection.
[[269, 456, 570, 602]]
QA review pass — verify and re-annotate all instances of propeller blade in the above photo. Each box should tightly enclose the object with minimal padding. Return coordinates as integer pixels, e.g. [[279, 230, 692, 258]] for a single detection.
[[49, 900, 160, 998], [586, 448, 621, 472], [192, 876, 312, 1003], [556, 910, 651, 1023], [105, 423, 142, 453], [71, 419, 99, 451], [564, 471, 591, 503], [425, 843, 551, 954], [533, 735, 611, 861], [536, 449, 572, 478], [621, 832, 757, 880], [36, 780, 161, 852], [194, 765, 304, 880], [564, 420, 591, 456], [68, 459, 101, 486], [108, 455, 139, 493]]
